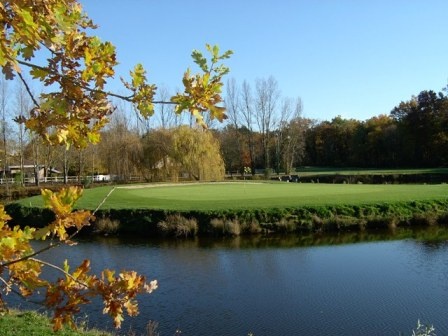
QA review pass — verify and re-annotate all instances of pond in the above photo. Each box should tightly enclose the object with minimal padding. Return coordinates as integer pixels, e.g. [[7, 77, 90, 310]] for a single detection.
[[18, 228, 448, 335]]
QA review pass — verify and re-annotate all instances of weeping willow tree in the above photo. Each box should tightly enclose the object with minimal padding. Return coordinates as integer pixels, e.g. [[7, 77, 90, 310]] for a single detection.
[[170, 126, 225, 181]]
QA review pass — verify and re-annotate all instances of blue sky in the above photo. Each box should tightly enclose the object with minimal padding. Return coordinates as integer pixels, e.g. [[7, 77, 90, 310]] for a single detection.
[[81, 1, 448, 122]]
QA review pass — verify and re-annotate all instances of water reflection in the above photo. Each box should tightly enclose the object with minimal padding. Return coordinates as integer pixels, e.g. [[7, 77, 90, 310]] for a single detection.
[[18, 226, 448, 335], [82, 225, 448, 249]]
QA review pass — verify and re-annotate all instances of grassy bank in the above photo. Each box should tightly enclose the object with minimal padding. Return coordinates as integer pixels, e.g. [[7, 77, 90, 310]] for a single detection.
[[6, 182, 448, 237], [0, 310, 110, 336]]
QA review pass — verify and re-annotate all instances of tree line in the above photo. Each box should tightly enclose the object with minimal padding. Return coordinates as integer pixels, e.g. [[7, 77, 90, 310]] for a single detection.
[[220, 80, 448, 174], [1, 76, 447, 184], [305, 89, 448, 168]]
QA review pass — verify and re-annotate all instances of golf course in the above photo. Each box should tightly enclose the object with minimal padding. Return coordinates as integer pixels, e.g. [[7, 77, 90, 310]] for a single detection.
[[8, 181, 448, 237], [19, 181, 448, 211]]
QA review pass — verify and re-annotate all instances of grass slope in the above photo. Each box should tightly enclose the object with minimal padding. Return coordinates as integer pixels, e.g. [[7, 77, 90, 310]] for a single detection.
[[0, 310, 109, 336], [21, 182, 448, 211]]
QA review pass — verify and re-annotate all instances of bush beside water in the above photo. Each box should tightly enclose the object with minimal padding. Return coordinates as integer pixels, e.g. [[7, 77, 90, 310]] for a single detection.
[[6, 199, 448, 237]]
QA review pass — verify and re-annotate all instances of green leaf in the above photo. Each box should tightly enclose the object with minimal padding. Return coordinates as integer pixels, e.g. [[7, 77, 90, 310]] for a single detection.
[[18, 7, 35, 28], [205, 43, 212, 53], [212, 44, 219, 60], [215, 64, 230, 76], [202, 73, 210, 87], [1, 237, 15, 248], [131, 64, 146, 87], [30, 67, 49, 80], [63, 259, 70, 273], [34, 226, 51, 240], [221, 50, 234, 59], [21, 46, 35, 61], [87, 130, 101, 144], [192, 50, 207, 72]]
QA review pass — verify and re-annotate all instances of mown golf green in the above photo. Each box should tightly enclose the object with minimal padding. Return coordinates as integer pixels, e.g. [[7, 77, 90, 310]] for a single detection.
[[22, 182, 448, 211]]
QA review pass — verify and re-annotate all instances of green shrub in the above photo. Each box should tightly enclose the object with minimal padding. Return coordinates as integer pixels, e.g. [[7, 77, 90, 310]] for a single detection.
[[82, 176, 92, 188], [13, 172, 24, 186], [249, 174, 261, 181], [263, 168, 273, 179]]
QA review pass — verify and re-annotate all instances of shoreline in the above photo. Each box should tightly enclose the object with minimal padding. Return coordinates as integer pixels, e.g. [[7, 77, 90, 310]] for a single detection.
[[6, 198, 448, 237]]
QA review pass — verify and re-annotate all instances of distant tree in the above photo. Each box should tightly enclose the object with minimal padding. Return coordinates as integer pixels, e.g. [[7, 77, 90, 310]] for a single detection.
[[240, 80, 258, 174], [281, 116, 311, 174], [224, 78, 244, 171], [155, 86, 177, 129], [274, 97, 304, 174], [215, 125, 242, 175], [391, 90, 448, 166], [13, 79, 35, 185], [390, 98, 418, 165], [255, 76, 280, 169], [170, 126, 225, 181], [363, 114, 398, 167], [305, 116, 361, 166], [136, 86, 179, 133], [139, 128, 173, 181], [0, 77, 9, 190], [97, 112, 141, 181]]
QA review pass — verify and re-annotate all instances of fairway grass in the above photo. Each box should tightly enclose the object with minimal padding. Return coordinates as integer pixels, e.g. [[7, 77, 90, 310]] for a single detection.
[[22, 182, 448, 211]]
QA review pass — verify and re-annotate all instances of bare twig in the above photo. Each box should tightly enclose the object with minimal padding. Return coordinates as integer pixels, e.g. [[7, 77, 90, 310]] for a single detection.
[[29, 258, 89, 289], [16, 60, 175, 105], [0, 276, 45, 305], [17, 72, 39, 108], [152, 100, 177, 105], [0, 276, 12, 292], [0, 242, 57, 268]]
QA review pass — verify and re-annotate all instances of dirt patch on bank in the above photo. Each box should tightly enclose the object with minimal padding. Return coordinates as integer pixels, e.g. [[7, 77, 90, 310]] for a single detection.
[[116, 182, 263, 189]]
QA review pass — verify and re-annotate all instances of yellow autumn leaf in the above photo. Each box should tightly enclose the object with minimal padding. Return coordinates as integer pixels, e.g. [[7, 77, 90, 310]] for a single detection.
[[33, 226, 51, 240], [124, 300, 139, 316], [103, 269, 115, 283]]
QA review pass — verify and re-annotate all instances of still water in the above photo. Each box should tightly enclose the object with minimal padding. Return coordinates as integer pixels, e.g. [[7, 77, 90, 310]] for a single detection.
[[23, 229, 448, 335]]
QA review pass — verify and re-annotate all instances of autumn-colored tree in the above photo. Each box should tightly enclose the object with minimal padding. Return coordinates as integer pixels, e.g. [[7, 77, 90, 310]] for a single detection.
[[170, 126, 225, 182], [0, 0, 231, 331], [139, 126, 225, 182], [363, 114, 399, 167], [280, 116, 311, 174], [305, 117, 362, 167], [216, 125, 243, 175], [139, 128, 174, 182]]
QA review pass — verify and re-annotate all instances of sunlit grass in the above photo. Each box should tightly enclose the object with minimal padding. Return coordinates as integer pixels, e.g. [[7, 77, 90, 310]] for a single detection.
[[20, 182, 448, 211], [0, 310, 110, 336]]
